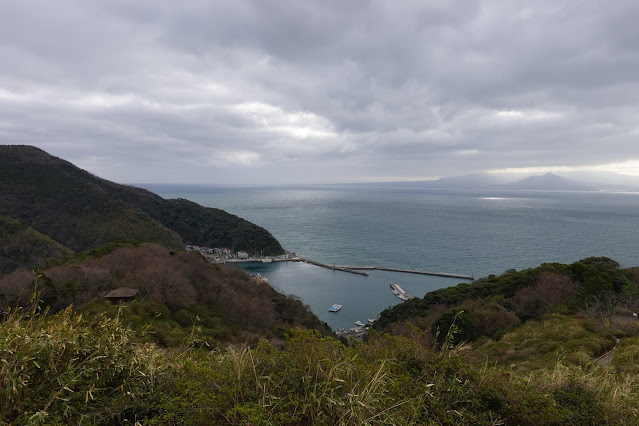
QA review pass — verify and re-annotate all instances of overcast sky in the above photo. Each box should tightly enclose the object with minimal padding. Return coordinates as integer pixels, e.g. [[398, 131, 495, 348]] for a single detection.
[[1, 1, 639, 184]]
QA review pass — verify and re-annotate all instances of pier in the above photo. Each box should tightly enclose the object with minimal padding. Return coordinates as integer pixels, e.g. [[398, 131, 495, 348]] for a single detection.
[[345, 266, 474, 280], [299, 260, 473, 280], [223, 257, 473, 280], [300, 258, 369, 276]]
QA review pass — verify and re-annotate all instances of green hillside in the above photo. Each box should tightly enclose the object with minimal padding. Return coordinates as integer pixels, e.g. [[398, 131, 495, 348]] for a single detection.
[[0, 145, 283, 274], [0, 243, 328, 346], [375, 257, 638, 339], [0, 215, 73, 275]]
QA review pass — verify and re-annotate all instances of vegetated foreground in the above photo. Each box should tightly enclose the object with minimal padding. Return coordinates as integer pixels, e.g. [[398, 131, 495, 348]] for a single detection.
[[2, 255, 639, 424], [0, 243, 327, 347]]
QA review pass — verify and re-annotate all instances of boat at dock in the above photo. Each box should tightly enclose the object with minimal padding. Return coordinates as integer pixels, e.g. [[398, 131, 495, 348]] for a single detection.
[[368, 318, 376, 323], [328, 304, 342, 312], [390, 283, 412, 301], [355, 320, 365, 327], [261, 258, 273, 263]]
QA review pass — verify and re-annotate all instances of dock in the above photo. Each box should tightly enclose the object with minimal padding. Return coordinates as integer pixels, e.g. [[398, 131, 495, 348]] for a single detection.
[[300, 258, 369, 276], [222, 257, 473, 280], [390, 282, 413, 300], [343, 265, 474, 280]]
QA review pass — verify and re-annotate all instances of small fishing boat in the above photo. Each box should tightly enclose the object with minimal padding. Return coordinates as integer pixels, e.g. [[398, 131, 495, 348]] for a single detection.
[[328, 304, 342, 312], [355, 320, 365, 327]]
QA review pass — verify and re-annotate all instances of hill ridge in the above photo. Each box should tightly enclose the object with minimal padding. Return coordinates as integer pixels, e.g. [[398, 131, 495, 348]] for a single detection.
[[0, 145, 283, 274]]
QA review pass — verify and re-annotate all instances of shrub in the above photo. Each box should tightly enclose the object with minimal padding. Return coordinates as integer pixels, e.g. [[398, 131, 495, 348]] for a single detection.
[[0, 307, 166, 424]]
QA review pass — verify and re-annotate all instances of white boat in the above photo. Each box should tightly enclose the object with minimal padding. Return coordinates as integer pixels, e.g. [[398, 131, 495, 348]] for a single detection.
[[328, 304, 342, 312], [355, 320, 365, 327], [390, 283, 412, 300], [261, 258, 273, 263], [368, 318, 376, 323]]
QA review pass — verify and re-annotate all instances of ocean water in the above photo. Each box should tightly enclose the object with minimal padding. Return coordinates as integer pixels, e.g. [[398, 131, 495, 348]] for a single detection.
[[142, 184, 639, 330]]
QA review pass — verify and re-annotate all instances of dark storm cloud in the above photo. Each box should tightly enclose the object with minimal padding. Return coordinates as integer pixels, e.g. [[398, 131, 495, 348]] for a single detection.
[[1, 0, 638, 183]]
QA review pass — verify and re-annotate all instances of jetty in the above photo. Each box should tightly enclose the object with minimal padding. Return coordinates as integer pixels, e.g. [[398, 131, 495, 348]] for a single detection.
[[390, 282, 413, 300], [343, 265, 474, 280], [300, 258, 369, 276], [297, 259, 472, 279], [222, 256, 473, 280]]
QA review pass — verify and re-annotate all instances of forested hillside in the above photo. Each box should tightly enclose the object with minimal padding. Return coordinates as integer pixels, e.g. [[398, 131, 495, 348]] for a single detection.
[[0, 215, 73, 275], [0, 243, 327, 346], [375, 257, 638, 340], [0, 145, 283, 274]]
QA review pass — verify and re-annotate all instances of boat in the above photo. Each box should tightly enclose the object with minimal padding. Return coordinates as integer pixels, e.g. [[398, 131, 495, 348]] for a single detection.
[[390, 283, 412, 300], [261, 258, 273, 263], [368, 318, 376, 323], [355, 320, 365, 327], [328, 304, 342, 312]]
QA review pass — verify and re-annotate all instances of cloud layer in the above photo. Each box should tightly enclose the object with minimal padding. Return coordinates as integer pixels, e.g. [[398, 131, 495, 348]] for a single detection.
[[1, 0, 639, 183]]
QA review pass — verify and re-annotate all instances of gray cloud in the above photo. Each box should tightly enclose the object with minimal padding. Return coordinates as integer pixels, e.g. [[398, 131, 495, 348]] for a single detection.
[[1, 0, 639, 184]]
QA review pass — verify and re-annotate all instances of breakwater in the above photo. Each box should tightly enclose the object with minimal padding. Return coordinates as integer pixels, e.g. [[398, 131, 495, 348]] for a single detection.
[[345, 266, 474, 280], [226, 257, 473, 280], [300, 258, 369, 276], [299, 259, 473, 280]]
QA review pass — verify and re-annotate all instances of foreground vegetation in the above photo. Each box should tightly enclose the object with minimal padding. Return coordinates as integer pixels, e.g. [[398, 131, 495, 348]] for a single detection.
[[2, 256, 639, 424], [0, 244, 327, 346], [2, 304, 638, 425]]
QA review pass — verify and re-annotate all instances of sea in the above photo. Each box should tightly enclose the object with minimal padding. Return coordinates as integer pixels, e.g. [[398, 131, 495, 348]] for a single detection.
[[141, 184, 639, 330]]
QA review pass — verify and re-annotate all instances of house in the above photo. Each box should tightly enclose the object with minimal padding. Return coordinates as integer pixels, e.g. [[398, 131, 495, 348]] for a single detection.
[[237, 251, 249, 259], [104, 287, 139, 303]]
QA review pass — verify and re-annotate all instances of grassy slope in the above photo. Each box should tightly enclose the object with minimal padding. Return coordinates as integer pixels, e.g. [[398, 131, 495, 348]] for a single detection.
[[2, 310, 638, 425]]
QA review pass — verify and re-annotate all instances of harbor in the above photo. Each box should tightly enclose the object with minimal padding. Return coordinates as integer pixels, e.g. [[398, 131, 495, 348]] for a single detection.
[[237, 258, 473, 332], [191, 244, 473, 281], [220, 254, 473, 281]]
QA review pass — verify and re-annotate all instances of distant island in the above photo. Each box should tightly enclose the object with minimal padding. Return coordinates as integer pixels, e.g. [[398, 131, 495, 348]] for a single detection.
[[499, 172, 597, 191], [349, 171, 639, 191]]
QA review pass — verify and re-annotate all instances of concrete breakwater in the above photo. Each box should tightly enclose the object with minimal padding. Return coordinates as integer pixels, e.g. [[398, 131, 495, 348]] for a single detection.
[[345, 266, 474, 280], [300, 258, 369, 276], [227, 257, 473, 280], [300, 259, 473, 280]]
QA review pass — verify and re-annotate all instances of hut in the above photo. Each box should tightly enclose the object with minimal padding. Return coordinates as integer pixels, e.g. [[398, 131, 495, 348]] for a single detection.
[[104, 287, 139, 303]]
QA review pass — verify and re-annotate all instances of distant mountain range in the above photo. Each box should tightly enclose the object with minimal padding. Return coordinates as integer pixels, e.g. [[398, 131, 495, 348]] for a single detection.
[[357, 171, 639, 191], [499, 172, 597, 191]]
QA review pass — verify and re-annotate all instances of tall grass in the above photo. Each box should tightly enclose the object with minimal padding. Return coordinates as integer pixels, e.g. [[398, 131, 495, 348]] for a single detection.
[[528, 359, 639, 424], [0, 306, 166, 424], [3, 304, 638, 424]]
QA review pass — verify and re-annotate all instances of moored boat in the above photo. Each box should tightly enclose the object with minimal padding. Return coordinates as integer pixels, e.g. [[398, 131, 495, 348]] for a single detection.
[[328, 304, 342, 312], [390, 282, 412, 300], [355, 320, 365, 327]]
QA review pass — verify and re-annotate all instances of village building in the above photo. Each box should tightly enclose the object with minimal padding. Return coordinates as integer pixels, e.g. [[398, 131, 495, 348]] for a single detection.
[[104, 287, 139, 303]]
